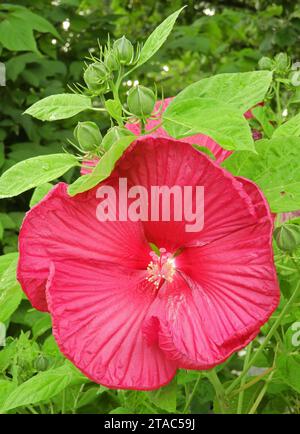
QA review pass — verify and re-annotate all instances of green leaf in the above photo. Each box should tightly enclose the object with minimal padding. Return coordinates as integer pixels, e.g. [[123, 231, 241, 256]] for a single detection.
[[192, 144, 216, 160], [30, 183, 53, 208], [172, 71, 273, 113], [277, 354, 300, 394], [136, 7, 185, 67], [0, 154, 79, 199], [148, 379, 177, 412], [11, 8, 60, 39], [0, 254, 22, 322], [163, 97, 255, 151], [0, 362, 88, 412], [0, 221, 3, 240], [0, 381, 16, 409], [251, 105, 275, 138], [223, 136, 300, 212], [24, 94, 92, 121], [6, 53, 40, 81], [0, 17, 38, 52], [68, 136, 134, 196], [105, 99, 123, 123], [0, 7, 60, 52], [273, 113, 300, 138], [32, 314, 52, 339]]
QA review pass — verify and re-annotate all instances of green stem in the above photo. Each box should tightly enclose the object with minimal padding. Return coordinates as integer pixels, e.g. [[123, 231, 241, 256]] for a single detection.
[[248, 371, 274, 414], [207, 369, 227, 414], [110, 68, 124, 127], [27, 405, 39, 414], [237, 341, 252, 414], [90, 107, 106, 112], [232, 367, 273, 396], [183, 374, 201, 414], [275, 80, 282, 126], [226, 279, 300, 395], [140, 119, 146, 134], [72, 384, 85, 414]]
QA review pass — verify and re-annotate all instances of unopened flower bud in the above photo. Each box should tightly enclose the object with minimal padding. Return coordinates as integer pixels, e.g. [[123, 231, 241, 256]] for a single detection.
[[127, 85, 156, 118], [35, 355, 49, 372], [274, 223, 300, 253], [84, 62, 109, 92], [258, 57, 273, 70], [113, 36, 134, 65], [74, 121, 102, 152], [105, 51, 119, 71], [275, 53, 289, 72], [102, 126, 134, 151]]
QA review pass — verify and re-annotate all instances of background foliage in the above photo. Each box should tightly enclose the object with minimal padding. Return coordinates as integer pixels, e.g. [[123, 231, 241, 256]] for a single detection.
[[1, 0, 300, 414]]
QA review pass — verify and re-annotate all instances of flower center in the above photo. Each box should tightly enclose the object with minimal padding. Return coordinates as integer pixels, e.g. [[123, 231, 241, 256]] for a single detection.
[[146, 248, 176, 289]]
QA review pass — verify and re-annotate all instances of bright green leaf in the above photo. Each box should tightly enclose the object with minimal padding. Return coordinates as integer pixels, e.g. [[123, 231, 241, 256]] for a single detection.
[[173, 71, 273, 113], [136, 7, 185, 68], [223, 136, 300, 212], [0, 154, 79, 199], [273, 113, 300, 138], [105, 99, 123, 123], [30, 183, 53, 208], [24, 94, 92, 121], [0, 254, 22, 322], [0, 362, 88, 412], [163, 97, 255, 151], [68, 136, 134, 196], [0, 381, 16, 409]]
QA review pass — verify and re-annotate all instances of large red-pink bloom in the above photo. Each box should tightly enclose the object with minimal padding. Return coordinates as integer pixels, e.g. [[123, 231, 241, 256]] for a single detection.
[[17, 137, 279, 390]]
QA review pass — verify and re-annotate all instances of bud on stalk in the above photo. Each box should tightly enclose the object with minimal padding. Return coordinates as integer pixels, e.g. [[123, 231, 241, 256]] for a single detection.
[[274, 223, 300, 253], [113, 36, 134, 65], [84, 62, 109, 92], [74, 121, 102, 152], [127, 85, 156, 118]]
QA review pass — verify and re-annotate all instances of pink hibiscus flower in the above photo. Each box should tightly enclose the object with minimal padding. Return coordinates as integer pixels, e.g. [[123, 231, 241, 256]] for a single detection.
[[17, 137, 279, 390]]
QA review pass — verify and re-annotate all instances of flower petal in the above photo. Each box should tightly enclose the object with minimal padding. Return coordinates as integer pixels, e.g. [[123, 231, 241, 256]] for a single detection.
[[17, 183, 150, 311], [116, 137, 259, 251], [47, 260, 177, 390], [152, 178, 279, 368]]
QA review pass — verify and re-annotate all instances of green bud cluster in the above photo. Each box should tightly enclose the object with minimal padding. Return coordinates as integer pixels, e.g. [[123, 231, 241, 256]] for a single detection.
[[258, 53, 291, 75]]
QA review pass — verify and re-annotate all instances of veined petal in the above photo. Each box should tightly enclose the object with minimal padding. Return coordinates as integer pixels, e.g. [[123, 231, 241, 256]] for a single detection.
[[17, 183, 150, 311], [115, 137, 259, 251], [149, 178, 279, 369], [47, 260, 177, 390]]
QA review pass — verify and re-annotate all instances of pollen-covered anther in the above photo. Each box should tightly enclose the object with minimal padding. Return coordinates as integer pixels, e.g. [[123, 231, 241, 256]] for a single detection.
[[146, 248, 176, 288]]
